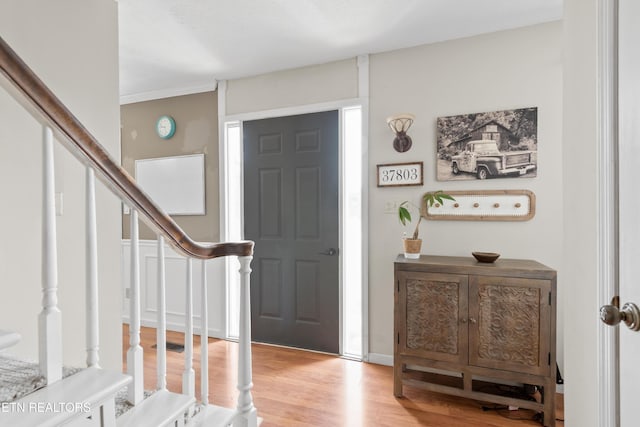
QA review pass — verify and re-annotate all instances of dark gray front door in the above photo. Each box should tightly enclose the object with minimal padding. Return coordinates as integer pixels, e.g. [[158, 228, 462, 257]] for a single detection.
[[243, 111, 339, 353]]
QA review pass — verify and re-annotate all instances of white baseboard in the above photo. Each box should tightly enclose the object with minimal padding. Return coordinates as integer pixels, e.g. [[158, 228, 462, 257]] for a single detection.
[[122, 317, 225, 340], [367, 353, 393, 366]]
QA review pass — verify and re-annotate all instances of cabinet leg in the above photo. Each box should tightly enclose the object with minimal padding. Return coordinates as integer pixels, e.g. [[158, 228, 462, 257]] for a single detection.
[[393, 361, 403, 397], [543, 404, 555, 427], [542, 384, 556, 427], [393, 381, 403, 397]]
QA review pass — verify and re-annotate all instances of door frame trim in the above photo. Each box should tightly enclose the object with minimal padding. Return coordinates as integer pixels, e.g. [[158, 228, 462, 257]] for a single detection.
[[596, 0, 618, 425], [218, 87, 370, 359], [222, 98, 365, 123]]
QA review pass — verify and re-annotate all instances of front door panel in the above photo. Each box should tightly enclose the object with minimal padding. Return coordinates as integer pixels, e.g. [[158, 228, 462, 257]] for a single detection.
[[243, 111, 339, 353]]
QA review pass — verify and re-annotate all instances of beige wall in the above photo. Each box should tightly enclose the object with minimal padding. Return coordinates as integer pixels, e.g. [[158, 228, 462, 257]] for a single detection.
[[121, 92, 220, 242], [0, 0, 122, 369], [369, 22, 564, 364], [225, 22, 565, 371], [225, 59, 359, 115]]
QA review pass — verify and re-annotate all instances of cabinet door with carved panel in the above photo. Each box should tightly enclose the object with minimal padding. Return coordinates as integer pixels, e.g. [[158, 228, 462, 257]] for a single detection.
[[396, 272, 468, 364], [467, 275, 551, 376]]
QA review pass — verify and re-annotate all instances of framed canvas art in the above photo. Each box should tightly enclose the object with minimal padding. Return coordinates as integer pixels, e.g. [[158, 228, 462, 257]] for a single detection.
[[436, 107, 538, 181]]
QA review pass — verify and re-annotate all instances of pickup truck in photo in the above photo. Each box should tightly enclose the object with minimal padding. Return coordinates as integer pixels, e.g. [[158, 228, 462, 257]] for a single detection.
[[450, 140, 537, 179]]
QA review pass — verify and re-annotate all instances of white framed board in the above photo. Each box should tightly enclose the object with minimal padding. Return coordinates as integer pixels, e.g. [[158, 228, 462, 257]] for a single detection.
[[135, 154, 205, 215], [423, 190, 535, 221]]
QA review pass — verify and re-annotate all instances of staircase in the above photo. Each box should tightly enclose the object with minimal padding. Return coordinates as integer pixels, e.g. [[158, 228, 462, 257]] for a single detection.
[[0, 36, 258, 427]]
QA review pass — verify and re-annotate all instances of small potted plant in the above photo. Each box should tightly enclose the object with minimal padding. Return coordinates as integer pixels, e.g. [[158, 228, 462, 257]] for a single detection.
[[398, 190, 455, 258]]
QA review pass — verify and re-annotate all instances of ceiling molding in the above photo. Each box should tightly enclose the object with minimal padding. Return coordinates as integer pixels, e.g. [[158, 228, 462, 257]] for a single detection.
[[120, 81, 218, 105]]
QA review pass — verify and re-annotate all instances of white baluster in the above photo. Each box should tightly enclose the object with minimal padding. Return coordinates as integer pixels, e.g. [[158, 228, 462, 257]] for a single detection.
[[201, 259, 209, 405], [86, 167, 99, 368], [182, 258, 195, 397], [39, 125, 62, 385], [127, 210, 144, 404], [235, 256, 257, 427], [157, 236, 167, 391]]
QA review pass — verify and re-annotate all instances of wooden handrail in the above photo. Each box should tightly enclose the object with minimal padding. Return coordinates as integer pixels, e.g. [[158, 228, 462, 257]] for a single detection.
[[0, 36, 252, 259]]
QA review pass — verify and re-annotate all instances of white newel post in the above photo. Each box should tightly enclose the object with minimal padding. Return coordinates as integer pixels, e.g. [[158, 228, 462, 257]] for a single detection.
[[235, 256, 257, 427], [86, 167, 100, 368], [127, 210, 144, 404], [157, 236, 167, 391], [39, 125, 62, 385], [200, 259, 209, 405], [182, 258, 195, 397]]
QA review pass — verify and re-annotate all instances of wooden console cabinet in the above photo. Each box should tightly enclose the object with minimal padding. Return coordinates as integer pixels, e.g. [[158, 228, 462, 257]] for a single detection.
[[394, 255, 557, 426]]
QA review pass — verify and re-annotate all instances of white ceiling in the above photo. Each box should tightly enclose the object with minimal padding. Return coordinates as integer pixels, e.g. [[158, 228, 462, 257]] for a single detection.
[[118, 0, 563, 103]]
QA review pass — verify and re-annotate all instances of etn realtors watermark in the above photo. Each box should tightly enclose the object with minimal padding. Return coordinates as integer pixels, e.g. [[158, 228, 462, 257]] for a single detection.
[[1, 401, 91, 414]]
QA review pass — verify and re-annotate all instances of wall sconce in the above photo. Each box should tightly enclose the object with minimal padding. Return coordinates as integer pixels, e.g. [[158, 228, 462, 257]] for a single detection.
[[386, 113, 415, 152]]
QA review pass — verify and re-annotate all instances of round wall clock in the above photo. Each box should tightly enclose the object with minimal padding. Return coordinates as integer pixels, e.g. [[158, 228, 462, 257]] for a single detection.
[[156, 115, 176, 139]]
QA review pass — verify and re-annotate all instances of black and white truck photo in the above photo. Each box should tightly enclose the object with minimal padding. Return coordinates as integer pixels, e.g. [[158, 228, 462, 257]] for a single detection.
[[436, 107, 538, 181]]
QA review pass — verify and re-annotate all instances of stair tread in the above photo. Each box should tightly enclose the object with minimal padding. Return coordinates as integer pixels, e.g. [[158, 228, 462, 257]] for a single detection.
[[0, 367, 131, 427], [0, 329, 21, 351], [194, 404, 237, 426], [193, 405, 263, 427], [117, 389, 195, 427]]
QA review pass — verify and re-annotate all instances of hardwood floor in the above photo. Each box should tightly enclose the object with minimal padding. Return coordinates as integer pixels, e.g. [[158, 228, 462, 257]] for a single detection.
[[123, 325, 564, 426]]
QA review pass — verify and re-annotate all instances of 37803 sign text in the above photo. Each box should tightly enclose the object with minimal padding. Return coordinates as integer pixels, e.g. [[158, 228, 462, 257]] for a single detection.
[[377, 162, 423, 187]]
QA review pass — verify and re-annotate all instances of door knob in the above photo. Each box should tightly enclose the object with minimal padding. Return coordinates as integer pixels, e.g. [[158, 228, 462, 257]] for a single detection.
[[319, 248, 337, 256], [600, 296, 640, 331]]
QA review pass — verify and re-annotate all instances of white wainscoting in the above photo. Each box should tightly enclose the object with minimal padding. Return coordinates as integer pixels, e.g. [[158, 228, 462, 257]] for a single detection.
[[121, 240, 227, 338]]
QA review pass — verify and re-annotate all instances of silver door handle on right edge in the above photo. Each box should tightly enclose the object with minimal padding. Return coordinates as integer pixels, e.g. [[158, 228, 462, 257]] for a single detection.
[[600, 296, 640, 331]]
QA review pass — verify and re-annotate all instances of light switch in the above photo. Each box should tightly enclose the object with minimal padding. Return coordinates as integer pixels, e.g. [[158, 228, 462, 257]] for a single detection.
[[384, 201, 398, 214], [55, 192, 63, 216]]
